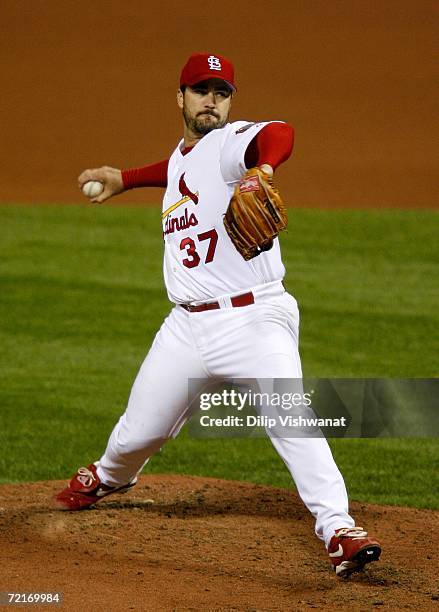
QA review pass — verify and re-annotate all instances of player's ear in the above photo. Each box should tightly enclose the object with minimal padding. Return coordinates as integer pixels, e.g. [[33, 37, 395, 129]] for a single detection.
[[177, 88, 184, 109]]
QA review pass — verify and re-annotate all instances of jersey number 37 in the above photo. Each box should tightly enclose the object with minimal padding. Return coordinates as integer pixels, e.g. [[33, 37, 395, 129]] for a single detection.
[[180, 229, 218, 269]]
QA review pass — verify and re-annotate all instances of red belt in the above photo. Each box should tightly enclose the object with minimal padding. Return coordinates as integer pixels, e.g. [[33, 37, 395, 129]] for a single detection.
[[180, 291, 255, 313]]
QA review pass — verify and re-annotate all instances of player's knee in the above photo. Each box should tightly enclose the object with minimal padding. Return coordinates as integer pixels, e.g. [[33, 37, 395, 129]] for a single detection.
[[116, 431, 167, 453]]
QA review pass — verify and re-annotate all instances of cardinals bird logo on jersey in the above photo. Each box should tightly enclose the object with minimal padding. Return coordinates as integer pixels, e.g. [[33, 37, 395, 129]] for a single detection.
[[162, 173, 199, 220], [178, 173, 199, 204], [162, 173, 199, 236]]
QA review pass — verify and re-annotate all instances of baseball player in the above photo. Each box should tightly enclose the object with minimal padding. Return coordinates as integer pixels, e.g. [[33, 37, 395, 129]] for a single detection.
[[56, 53, 381, 577]]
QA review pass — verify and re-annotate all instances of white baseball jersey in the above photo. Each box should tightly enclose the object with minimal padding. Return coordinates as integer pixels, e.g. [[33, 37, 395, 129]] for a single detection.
[[162, 121, 286, 304]]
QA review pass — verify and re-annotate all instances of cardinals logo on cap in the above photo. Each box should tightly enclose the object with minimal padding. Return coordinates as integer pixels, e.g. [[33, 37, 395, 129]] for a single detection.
[[207, 56, 222, 71], [180, 53, 236, 91]]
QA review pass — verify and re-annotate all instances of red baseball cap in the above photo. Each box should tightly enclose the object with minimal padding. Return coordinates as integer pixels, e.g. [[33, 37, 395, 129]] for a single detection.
[[180, 53, 236, 91]]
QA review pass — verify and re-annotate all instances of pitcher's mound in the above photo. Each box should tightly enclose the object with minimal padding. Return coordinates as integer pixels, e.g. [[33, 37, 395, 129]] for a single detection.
[[1, 475, 437, 610]]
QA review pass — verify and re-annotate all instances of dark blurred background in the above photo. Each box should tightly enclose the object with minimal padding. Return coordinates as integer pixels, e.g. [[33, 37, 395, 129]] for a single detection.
[[1, 0, 437, 207]]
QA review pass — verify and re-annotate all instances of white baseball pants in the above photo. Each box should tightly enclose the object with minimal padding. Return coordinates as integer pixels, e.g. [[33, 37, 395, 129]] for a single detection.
[[97, 283, 355, 546]]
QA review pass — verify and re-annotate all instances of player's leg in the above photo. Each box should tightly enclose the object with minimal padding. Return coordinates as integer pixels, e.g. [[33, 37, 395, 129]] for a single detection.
[[207, 292, 355, 545], [224, 292, 380, 574], [96, 306, 207, 486], [56, 306, 207, 508]]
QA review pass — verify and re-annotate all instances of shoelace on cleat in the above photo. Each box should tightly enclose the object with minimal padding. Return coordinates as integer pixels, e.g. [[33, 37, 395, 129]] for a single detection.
[[336, 527, 368, 538], [77, 466, 96, 487]]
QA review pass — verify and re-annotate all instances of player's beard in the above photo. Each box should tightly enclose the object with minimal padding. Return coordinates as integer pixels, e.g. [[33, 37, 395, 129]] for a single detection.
[[183, 108, 228, 135]]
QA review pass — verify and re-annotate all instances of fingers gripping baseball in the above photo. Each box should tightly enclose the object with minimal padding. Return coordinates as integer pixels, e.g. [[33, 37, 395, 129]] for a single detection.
[[78, 166, 124, 203]]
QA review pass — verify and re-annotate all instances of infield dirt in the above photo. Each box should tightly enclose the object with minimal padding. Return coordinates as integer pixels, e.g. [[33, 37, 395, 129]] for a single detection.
[[1, 475, 438, 611]]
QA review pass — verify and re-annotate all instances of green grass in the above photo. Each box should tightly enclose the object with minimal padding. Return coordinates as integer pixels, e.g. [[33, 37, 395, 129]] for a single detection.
[[0, 204, 438, 509]]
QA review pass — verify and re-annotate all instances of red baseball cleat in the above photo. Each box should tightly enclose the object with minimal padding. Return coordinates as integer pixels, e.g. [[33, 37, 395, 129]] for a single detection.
[[328, 526, 381, 577], [55, 462, 137, 511]]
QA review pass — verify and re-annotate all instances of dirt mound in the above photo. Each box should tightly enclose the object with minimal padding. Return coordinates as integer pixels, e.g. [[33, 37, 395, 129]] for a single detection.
[[1, 475, 437, 610]]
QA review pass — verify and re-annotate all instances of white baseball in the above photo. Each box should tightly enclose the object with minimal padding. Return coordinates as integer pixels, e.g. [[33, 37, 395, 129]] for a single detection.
[[82, 181, 104, 198]]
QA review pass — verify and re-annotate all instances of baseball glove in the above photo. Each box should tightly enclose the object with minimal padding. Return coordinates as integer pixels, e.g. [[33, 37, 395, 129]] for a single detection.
[[223, 167, 288, 261]]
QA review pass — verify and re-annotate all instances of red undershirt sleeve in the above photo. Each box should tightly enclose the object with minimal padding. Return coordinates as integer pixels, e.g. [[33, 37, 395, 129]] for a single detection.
[[121, 158, 169, 189], [120, 124, 293, 189], [244, 122, 294, 170]]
